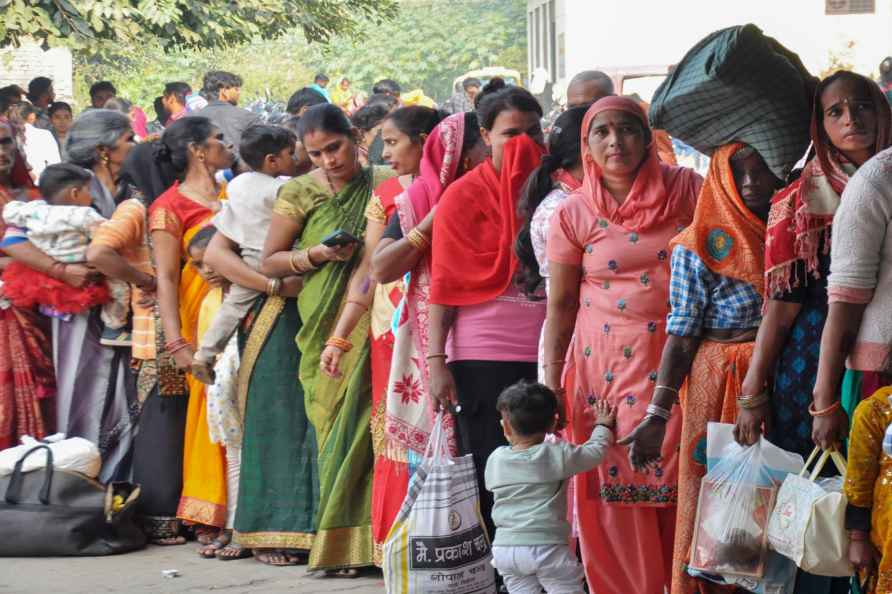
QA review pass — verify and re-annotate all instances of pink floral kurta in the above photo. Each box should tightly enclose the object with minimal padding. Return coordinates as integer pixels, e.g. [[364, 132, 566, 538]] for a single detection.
[[548, 192, 692, 506]]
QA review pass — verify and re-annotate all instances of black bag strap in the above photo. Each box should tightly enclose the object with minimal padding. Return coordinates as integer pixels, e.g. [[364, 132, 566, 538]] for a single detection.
[[5, 445, 54, 505]]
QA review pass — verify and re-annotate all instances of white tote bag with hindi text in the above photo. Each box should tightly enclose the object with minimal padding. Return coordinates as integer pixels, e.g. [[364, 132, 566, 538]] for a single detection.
[[383, 413, 496, 594]]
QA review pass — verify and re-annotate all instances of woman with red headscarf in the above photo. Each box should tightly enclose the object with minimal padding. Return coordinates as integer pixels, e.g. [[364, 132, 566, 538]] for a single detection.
[[543, 96, 702, 594], [735, 71, 891, 594], [0, 118, 56, 449], [426, 82, 547, 545]]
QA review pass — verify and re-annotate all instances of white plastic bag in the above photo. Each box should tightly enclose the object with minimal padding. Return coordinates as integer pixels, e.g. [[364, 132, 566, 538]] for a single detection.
[[0, 434, 100, 478], [383, 413, 496, 594], [689, 423, 803, 585], [767, 447, 852, 577]]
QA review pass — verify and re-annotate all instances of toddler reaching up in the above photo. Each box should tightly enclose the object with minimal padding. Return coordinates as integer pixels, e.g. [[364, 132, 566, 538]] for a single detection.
[[485, 380, 615, 594]]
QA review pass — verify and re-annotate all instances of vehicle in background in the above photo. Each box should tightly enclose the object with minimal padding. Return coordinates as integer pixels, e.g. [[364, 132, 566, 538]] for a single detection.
[[452, 67, 523, 93]]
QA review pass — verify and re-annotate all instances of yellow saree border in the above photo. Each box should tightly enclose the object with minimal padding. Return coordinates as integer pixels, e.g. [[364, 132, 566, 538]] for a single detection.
[[236, 296, 286, 419], [176, 496, 227, 528], [234, 530, 314, 550], [308, 525, 374, 571]]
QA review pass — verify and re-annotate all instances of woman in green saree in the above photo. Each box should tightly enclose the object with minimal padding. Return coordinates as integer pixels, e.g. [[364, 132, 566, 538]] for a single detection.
[[261, 103, 395, 575]]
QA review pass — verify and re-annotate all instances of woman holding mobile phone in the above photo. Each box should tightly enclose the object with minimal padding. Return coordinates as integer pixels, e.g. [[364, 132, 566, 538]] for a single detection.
[[318, 105, 446, 562], [260, 103, 395, 575]]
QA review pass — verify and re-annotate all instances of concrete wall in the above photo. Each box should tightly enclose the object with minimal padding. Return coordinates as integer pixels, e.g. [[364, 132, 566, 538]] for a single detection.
[[529, 0, 892, 99], [0, 42, 74, 103]]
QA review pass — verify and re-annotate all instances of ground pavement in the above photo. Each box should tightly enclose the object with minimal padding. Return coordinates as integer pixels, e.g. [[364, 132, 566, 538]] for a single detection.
[[0, 544, 385, 594]]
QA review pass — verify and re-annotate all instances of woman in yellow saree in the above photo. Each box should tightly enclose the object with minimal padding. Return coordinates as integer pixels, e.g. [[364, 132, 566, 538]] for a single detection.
[[262, 104, 395, 575], [150, 116, 235, 553]]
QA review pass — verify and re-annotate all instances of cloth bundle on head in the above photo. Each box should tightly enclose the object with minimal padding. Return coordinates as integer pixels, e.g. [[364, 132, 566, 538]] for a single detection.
[[431, 134, 545, 306], [579, 96, 701, 232], [765, 71, 892, 296], [671, 143, 767, 294], [649, 24, 817, 180]]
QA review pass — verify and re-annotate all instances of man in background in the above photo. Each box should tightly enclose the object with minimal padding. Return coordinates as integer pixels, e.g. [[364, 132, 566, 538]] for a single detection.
[[310, 73, 331, 102], [194, 70, 260, 154], [89, 81, 117, 109], [566, 70, 614, 109], [26, 77, 54, 129], [161, 82, 192, 125], [443, 77, 481, 114]]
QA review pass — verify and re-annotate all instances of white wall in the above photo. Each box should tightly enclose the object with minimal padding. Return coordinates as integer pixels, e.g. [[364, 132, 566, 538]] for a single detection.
[[0, 42, 74, 103], [537, 0, 892, 95]]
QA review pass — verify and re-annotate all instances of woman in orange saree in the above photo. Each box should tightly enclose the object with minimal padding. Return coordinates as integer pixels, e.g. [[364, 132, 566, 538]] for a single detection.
[[150, 116, 235, 553]]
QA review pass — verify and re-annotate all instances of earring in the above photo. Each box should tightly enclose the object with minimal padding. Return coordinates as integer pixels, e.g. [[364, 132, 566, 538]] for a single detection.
[[101, 154, 110, 165]]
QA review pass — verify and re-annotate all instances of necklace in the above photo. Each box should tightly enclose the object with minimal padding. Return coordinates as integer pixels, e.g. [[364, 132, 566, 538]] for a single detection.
[[323, 169, 338, 195]]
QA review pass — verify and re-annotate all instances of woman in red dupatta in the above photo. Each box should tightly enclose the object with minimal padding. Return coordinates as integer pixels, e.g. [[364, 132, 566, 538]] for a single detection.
[[426, 84, 547, 546], [0, 119, 55, 449], [543, 96, 702, 594]]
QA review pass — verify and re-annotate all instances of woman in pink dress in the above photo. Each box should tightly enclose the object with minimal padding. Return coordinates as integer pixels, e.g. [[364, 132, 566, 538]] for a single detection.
[[543, 96, 702, 594]]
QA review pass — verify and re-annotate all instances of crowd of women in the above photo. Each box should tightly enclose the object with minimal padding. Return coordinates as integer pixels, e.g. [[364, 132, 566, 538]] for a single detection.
[[3, 51, 892, 594]]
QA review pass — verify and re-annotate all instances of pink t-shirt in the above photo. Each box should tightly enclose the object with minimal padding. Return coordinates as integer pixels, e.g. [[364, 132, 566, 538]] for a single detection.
[[447, 285, 545, 362]]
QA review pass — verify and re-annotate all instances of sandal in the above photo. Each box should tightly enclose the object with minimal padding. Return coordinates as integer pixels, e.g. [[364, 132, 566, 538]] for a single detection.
[[254, 549, 297, 566], [282, 549, 309, 565], [216, 543, 252, 561], [193, 526, 219, 546], [199, 530, 231, 559]]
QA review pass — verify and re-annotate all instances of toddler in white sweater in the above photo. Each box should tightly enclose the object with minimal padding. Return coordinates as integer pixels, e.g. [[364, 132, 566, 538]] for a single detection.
[[485, 380, 615, 594]]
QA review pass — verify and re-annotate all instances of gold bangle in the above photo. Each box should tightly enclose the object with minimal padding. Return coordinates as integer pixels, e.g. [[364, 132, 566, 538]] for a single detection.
[[808, 400, 841, 417], [289, 251, 301, 274], [406, 227, 430, 251], [266, 278, 281, 296], [326, 336, 353, 352], [426, 353, 448, 360]]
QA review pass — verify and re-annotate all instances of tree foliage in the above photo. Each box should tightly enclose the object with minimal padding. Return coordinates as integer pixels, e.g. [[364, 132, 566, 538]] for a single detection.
[[304, 0, 527, 99], [70, 0, 526, 110], [0, 0, 397, 50]]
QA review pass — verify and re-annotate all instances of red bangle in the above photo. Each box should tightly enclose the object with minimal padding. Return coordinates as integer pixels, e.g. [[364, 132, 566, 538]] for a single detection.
[[808, 400, 841, 417], [164, 338, 191, 354], [849, 530, 870, 542]]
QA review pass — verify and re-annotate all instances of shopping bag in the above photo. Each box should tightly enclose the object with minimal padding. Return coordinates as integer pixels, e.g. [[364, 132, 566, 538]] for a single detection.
[[688, 423, 802, 588], [767, 447, 852, 577], [383, 413, 496, 594]]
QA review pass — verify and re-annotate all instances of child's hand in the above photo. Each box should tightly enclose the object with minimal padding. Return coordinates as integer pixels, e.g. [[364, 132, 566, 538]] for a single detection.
[[594, 399, 616, 428]]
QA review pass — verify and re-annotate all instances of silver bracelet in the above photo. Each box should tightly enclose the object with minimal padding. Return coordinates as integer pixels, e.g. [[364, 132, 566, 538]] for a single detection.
[[645, 403, 672, 421]]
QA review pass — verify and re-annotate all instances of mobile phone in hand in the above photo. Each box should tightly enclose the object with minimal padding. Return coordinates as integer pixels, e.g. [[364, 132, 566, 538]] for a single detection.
[[321, 229, 361, 248]]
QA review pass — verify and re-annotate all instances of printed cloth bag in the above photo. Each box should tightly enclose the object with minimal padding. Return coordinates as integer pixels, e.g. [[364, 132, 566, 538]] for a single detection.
[[383, 413, 496, 594], [767, 447, 853, 577]]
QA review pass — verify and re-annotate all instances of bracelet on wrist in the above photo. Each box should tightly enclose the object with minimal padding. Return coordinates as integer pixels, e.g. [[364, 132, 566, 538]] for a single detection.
[[737, 392, 771, 410], [848, 530, 870, 541], [266, 277, 282, 296], [346, 299, 369, 311], [645, 403, 672, 421], [325, 336, 353, 352], [405, 227, 431, 251], [809, 400, 841, 417], [426, 353, 448, 361]]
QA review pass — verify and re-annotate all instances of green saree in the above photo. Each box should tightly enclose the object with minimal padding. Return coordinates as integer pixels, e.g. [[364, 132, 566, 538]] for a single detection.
[[233, 296, 317, 549], [274, 166, 395, 570]]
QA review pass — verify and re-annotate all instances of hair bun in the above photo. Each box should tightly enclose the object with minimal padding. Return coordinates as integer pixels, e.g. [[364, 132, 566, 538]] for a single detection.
[[152, 141, 172, 162], [482, 77, 507, 94]]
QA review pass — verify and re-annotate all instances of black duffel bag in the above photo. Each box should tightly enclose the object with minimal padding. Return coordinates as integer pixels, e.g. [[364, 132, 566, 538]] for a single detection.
[[0, 445, 146, 556]]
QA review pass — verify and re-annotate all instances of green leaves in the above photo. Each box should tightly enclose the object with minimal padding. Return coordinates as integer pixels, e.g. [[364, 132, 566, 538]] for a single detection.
[[0, 0, 398, 50]]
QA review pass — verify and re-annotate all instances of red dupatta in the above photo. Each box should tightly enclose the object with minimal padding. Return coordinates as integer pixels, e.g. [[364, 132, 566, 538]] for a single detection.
[[430, 134, 545, 306], [765, 72, 892, 295]]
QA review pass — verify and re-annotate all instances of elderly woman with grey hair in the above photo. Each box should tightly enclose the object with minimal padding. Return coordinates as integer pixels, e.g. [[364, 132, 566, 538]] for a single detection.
[[5, 109, 138, 482]]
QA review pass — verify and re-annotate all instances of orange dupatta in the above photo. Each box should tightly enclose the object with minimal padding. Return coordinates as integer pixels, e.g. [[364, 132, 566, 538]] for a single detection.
[[671, 143, 766, 295]]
